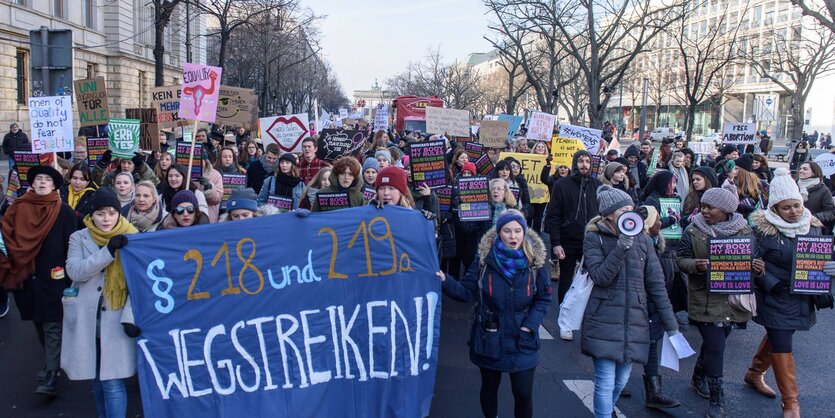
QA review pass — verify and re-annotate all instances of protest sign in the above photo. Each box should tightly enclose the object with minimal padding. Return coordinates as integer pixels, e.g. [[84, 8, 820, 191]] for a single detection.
[[474, 153, 494, 175], [722, 122, 756, 144], [790, 236, 834, 295], [319, 130, 367, 162], [425, 107, 470, 137], [108, 118, 141, 158], [479, 120, 510, 148], [550, 136, 586, 168], [125, 108, 160, 151], [590, 155, 603, 179], [221, 174, 247, 205], [499, 152, 551, 204], [317, 192, 351, 211], [73, 78, 110, 127], [13, 152, 40, 187], [87, 137, 109, 171], [814, 153, 835, 177], [216, 86, 257, 129], [659, 197, 682, 239], [409, 140, 448, 189], [151, 86, 183, 128], [646, 148, 659, 177], [559, 124, 603, 155], [526, 111, 556, 142], [119, 205, 440, 418], [28, 95, 73, 153], [361, 186, 377, 202], [179, 63, 223, 122], [436, 185, 452, 216], [5, 171, 19, 204], [267, 196, 293, 213], [339, 108, 348, 119], [373, 104, 389, 132], [497, 114, 524, 139], [457, 176, 491, 221], [463, 142, 484, 162], [707, 237, 753, 294], [261, 114, 310, 153], [689, 141, 715, 155], [176, 141, 203, 180]]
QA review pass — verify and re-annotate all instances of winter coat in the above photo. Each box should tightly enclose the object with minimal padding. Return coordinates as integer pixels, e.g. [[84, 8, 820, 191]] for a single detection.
[[581, 217, 678, 364], [203, 167, 224, 222], [10, 203, 77, 322], [311, 171, 366, 211], [751, 211, 822, 331], [545, 172, 602, 254], [2, 130, 29, 156], [442, 228, 552, 372], [677, 222, 754, 323], [246, 160, 272, 194], [62, 229, 136, 381], [217, 204, 280, 222], [120, 202, 167, 232], [93, 162, 159, 187], [803, 182, 835, 234], [257, 175, 305, 210]]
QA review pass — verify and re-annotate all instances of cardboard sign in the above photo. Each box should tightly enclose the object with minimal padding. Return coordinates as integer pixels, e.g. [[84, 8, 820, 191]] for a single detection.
[[646, 148, 659, 177], [722, 122, 756, 144], [464, 142, 484, 162], [73, 78, 110, 127], [500, 152, 552, 204], [86, 137, 109, 171], [107, 118, 141, 158], [125, 108, 160, 151], [497, 114, 524, 139], [260, 113, 310, 153], [373, 104, 389, 132], [320, 130, 367, 162], [316, 191, 351, 211], [526, 111, 556, 142], [479, 120, 510, 148], [409, 140, 448, 189], [216, 86, 257, 129], [179, 63, 223, 122], [13, 152, 40, 187], [175, 141, 203, 180], [425, 107, 470, 137], [151, 85, 183, 128], [790, 235, 834, 295], [707, 237, 753, 294], [267, 195, 293, 212], [659, 197, 682, 239], [550, 136, 586, 168], [221, 174, 247, 205], [28, 95, 74, 153], [436, 185, 452, 215], [474, 153, 494, 175], [457, 176, 491, 221], [559, 124, 603, 155]]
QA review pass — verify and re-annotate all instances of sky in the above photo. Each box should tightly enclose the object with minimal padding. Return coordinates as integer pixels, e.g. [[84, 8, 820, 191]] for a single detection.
[[304, 0, 493, 98]]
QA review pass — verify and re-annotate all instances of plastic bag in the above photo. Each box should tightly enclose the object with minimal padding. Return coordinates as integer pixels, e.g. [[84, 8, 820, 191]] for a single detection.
[[558, 257, 593, 331]]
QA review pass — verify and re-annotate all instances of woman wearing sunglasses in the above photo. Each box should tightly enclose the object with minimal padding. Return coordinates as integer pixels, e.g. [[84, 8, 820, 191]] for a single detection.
[[155, 190, 209, 230]]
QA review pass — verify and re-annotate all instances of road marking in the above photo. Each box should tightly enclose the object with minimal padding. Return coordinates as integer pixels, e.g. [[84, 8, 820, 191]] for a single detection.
[[563, 379, 626, 418], [539, 325, 554, 340]]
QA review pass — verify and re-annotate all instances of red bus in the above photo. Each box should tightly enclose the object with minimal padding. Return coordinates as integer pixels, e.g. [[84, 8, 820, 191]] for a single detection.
[[391, 96, 444, 132]]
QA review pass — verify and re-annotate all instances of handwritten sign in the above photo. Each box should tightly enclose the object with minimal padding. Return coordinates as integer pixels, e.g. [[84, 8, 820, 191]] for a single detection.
[[707, 237, 753, 294], [216, 86, 257, 129], [526, 111, 556, 142], [814, 153, 835, 177], [463, 142, 484, 162], [497, 114, 524, 139], [790, 235, 834, 295], [13, 152, 40, 187], [260, 114, 310, 153], [550, 136, 586, 168], [457, 176, 491, 221], [118, 206, 440, 418], [409, 140, 448, 189], [73, 78, 110, 127], [499, 152, 552, 204], [221, 174, 247, 205], [28, 95, 73, 153], [125, 108, 160, 151], [87, 137, 109, 171], [316, 192, 351, 211], [320, 130, 367, 162], [108, 118, 141, 158], [690, 141, 715, 155], [722, 122, 756, 144], [176, 141, 203, 180], [267, 195, 293, 213], [479, 120, 510, 148], [559, 124, 602, 156], [659, 197, 682, 239], [151, 86, 183, 128], [425, 107, 470, 137], [373, 104, 389, 132], [179, 63, 223, 122]]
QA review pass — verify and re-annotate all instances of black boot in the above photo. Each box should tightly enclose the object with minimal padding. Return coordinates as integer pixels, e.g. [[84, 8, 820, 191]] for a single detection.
[[644, 375, 681, 409], [691, 362, 709, 399], [706, 376, 724, 418], [34, 370, 58, 397]]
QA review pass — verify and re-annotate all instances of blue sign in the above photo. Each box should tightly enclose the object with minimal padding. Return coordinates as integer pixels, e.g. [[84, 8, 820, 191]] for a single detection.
[[120, 206, 441, 418], [498, 114, 524, 139]]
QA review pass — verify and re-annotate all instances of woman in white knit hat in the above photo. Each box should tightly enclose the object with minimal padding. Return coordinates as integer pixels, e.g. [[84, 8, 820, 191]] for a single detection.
[[746, 167, 835, 418]]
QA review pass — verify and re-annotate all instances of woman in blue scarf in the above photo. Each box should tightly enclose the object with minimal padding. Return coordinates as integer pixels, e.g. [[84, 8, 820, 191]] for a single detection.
[[438, 209, 552, 418]]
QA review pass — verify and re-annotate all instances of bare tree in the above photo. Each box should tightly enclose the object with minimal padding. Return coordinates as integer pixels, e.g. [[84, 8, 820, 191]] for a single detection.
[[491, 42, 530, 114], [152, 0, 183, 86], [385, 49, 485, 110], [557, 58, 589, 124], [789, 0, 835, 34]]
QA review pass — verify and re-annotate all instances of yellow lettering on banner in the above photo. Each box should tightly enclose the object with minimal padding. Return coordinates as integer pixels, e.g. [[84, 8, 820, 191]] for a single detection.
[[550, 135, 587, 168], [499, 152, 554, 204]]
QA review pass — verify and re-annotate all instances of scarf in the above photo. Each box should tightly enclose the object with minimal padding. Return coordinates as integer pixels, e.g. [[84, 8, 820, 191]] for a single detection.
[[117, 189, 135, 208], [690, 212, 748, 237], [127, 201, 162, 232], [670, 164, 689, 200], [83, 215, 138, 310], [274, 172, 302, 198], [493, 238, 529, 279], [68, 187, 95, 209], [0, 191, 63, 288], [260, 155, 279, 174], [220, 164, 240, 175], [764, 208, 812, 238], [797, 178, 819, 201]]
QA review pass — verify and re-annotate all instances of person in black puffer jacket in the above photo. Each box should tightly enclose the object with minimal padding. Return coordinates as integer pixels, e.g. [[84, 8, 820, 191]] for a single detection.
[[796, 161, 835, 234]]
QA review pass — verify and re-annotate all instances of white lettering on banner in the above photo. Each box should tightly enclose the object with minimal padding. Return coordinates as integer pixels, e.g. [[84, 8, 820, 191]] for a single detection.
[[559, 124, 603, 155], [137, 293, 438, 400], [721, 122, 756, 144]]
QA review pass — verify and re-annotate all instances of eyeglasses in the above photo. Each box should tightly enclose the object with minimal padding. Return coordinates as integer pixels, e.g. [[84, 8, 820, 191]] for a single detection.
[[174, 206, 196, 215]]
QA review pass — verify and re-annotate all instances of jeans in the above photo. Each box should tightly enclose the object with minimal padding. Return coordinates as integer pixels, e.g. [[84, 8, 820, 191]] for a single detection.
[[93, 378, 127, 418], [593, 358, 632, 418]]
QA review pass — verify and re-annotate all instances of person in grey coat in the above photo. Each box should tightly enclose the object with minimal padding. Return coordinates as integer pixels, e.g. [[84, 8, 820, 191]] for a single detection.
[[582, 185, 679, 418]]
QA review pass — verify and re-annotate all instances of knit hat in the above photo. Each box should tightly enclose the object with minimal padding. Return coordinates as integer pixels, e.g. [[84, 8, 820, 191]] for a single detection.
[[597, 185, 634, 216], [375, 166, 409, 196], [461, 161, 477, 175], [362, 157, 380, 173], [720, 144, 738, 157], [226, 188, 258, 212], [735, 153, 754, 172], [28, 164, 64, 188], [495, 209, 527, 233], [604, 162, 625, 181], [624, 144, 640, 159], [278, 153, 297, 166], [641, 205, 659, 232], [692, 166, 719, 187], [767, 167, 803, 209], [90, 187, 121, 213], [701, 187, 738, 214], [172, 190, 199, 209], [375, 149, 393, 164]]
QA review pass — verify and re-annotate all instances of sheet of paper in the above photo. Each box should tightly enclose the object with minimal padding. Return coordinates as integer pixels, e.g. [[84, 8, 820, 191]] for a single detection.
[[670, 332, 697, 359], [660, 333, 679, 371]]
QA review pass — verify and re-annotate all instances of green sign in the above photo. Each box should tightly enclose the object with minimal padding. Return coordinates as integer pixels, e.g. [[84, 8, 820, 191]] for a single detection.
[[659, 197, 682, 239], [107, 118, 140, 158]]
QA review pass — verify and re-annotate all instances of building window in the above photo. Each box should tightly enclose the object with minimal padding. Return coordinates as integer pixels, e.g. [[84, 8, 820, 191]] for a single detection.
[[54, 0, 66, 19], [753, 6, 762, 27], [86, 63, 97, 79], [84, 0, 96, 29], [16, 50, 27, 105], [15, 0, 27, 6]]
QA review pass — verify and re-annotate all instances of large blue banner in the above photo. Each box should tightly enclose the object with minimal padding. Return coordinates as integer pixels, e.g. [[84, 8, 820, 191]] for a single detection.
[[120, 205, 441, 418]]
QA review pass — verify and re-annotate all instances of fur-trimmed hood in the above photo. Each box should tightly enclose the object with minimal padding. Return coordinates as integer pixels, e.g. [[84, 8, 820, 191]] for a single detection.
[[476, 227, 547, 269], [749, 209, 823, 236], [218, 204, 281, 222]]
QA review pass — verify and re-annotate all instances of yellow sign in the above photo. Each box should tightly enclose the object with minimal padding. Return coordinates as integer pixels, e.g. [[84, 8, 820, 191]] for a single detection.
[[550, 135, 587, 168], [499, 152, 553, 204]]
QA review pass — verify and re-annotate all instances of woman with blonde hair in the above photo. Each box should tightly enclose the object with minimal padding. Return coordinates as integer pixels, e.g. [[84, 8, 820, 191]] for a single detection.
[[153, 152, 174, 183], [728, 153, 769, 217], [299, 167, 332, 210]]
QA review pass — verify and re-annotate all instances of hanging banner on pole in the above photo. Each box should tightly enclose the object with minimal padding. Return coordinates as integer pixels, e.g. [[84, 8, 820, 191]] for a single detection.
[[260, 114, 311, 153], [179, 63, 223, 123]]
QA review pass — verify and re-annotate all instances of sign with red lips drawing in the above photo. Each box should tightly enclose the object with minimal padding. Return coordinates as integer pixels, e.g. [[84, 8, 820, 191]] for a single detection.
[[260, 113, 310, 153]]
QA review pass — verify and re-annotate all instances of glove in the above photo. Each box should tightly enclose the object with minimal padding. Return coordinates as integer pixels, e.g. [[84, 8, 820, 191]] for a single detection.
[[98, 150, 112, 167], [295, 209, 310, 218], [421, 210, 437, 220], [824, 261, 835, 278], [131, 153, 145, 168], [107, 235, 128, 256], [123, 323, 141, 338], [617, 234, 634, 250]]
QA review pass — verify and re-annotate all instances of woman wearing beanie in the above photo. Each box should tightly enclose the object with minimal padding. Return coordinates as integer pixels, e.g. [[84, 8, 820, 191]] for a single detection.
[[157, 190, 210, 229], [682, 166, 720, 228], [601, 161, 638, 205], [63, 188, 139, 417], [728, 153, 769, 218], [312, 156, 365, 211], [113, 172, 135, 209], [362, 157, 380, 188], [158, 164, 209, 217], [796, 161, 835, 234], [582, 185, 679, 418], [0, 165, 77, 396], [257, 153, 304, 212], [375, 149, 393, 168], [746, 167, 834, 418], [677, 187, 753, 418], [121, 181, 166, 232], [221, 188, 278, 221], [438, 209, 551, 418]]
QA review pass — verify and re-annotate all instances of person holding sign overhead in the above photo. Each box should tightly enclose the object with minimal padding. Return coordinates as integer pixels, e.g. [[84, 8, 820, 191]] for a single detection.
[[747, 168, 835, 418]]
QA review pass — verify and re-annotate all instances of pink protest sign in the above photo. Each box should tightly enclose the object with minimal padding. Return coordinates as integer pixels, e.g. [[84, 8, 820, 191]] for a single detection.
[[179, 63, 222, 123]]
